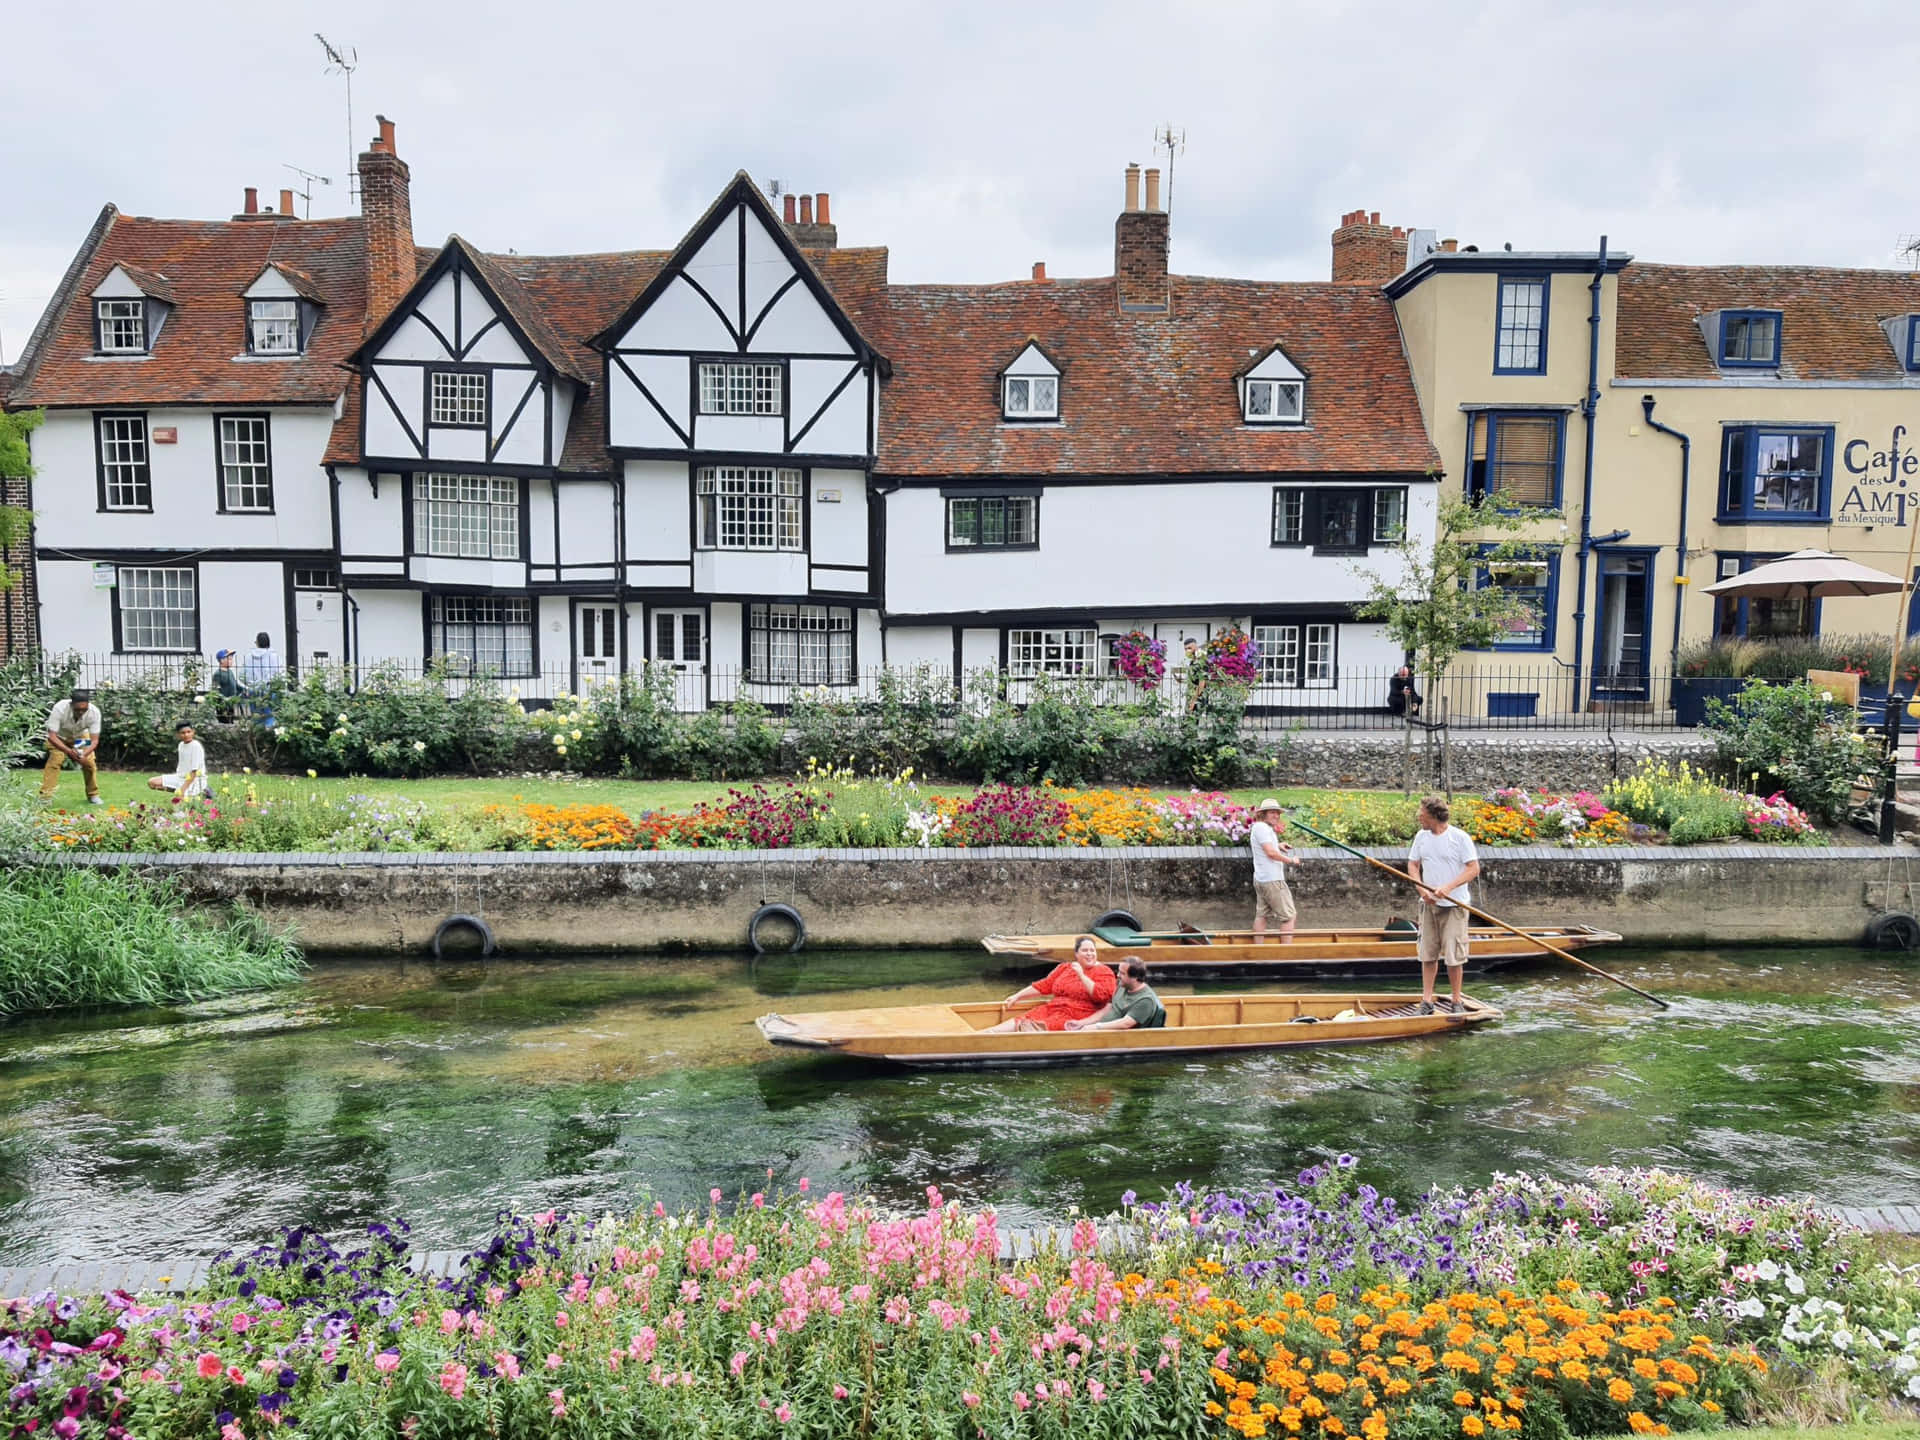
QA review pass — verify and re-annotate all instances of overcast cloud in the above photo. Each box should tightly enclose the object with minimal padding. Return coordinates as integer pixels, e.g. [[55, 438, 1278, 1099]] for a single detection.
[[5, 0, 1920, 363]]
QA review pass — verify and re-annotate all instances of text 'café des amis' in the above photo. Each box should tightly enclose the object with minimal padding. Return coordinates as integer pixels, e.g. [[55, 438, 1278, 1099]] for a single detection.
[[6, 118, 1920, 715]]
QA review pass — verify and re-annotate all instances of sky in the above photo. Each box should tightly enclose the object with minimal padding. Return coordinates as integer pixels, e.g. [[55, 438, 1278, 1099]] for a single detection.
[[5, 0, 1920, 364]]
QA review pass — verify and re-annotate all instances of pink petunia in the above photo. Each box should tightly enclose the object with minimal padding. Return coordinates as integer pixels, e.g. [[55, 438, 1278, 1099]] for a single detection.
[[196, 1353, 222, 1380], [373, 1352, 399, 1375], [775, 1403, 792, 1423], [833, 1385, 849, 1400]]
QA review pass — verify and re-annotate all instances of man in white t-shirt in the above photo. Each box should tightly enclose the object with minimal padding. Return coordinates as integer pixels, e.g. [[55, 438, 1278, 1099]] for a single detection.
[[40, 690, 103, 804], [1407, 794, 1481, 1015], [148, 720, 209, 800], [1248, 798, 1301, 942]]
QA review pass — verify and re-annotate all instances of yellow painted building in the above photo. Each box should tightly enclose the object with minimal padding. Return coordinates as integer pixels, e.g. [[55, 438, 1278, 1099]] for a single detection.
[[1368, 221, 1920, 714]]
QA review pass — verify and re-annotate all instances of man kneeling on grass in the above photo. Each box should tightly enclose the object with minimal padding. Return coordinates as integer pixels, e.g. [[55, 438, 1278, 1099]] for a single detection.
[[1063, 957, 1165, 1031], [148, 720, 209, 801], [1408, 794, 1480, 1015]]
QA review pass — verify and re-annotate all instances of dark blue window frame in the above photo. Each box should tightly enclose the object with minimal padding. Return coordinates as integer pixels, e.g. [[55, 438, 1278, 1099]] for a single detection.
[[1716, 423, 1834, 523], [1713, 552, 1822, 639], [1464, 409, 1567, 510], [1906, 316, 1920, 373], [1492, 275, 1549, 375], [1718, 309, 1782, 369], [1464, 546, 1559, 653]]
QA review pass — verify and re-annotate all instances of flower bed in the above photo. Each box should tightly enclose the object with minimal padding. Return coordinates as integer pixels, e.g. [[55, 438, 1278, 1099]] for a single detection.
[[15, 1165, 1919, 1439]]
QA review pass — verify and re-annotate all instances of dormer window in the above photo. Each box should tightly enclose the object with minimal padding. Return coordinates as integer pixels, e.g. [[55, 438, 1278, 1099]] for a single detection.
[[998, 341, 1062, 422], [1907, 316, 1920, 373], [249, 299, 301, 355], [1240, 345, 1307, 425], [1003, 375, 1057, 419], [96, 299, 147, 354], [1245, 378, 1303, 423], [1719, 309, 1781, 368]]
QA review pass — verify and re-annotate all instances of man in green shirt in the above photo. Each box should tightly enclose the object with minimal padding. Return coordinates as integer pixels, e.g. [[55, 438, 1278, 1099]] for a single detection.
[[1064, 957, 1164, 1031]]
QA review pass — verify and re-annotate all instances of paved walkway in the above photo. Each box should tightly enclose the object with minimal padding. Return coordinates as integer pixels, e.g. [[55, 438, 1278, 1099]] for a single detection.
[[1, 1211, 1907, 1297]]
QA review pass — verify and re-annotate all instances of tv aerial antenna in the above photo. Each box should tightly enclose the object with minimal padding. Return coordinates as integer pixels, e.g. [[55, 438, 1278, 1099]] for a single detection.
[[315, 33, 359, 205], [1153, 123, 1187, 213], [1897, 234, 1920, 271], [282, 164, 332, 219]]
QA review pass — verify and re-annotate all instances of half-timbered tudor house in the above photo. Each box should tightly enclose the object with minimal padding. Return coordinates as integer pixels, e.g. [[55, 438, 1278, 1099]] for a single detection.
[[6, 122, 1439, 704]]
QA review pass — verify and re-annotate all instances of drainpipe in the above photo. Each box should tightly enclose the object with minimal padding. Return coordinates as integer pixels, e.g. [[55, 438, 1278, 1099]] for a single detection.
[[1640, 395, 1691, 669], [1570, 237, 1608, 706]]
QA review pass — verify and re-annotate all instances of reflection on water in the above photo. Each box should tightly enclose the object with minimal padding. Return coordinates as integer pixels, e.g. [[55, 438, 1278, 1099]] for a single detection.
[[4, 946, 1918, 1262]]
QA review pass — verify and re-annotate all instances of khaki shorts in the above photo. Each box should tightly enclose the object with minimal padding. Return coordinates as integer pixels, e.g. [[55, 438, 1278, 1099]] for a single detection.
[[1418, 904, 1471, 967], [1254, 879, 1296, 924]]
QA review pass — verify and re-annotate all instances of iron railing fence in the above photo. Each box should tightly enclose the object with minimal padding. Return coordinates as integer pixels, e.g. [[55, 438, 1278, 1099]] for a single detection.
[[31, 652, 1692, 732]]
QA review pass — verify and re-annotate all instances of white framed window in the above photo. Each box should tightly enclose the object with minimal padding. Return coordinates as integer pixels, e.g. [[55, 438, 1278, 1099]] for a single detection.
[[217, 415, 273, 512], [430, 594, 534, 677], [748, 603, 853, 685], [293, 568, 337, 590], [429, 371, 489, 427], [697, 361, 783, 416], [1244, 378, 1304, 423], [946, 494, 1038, 549], [96, 298, 147, 354], [697, 467, 804, 551], [1371, 488, 1406, 543], [1002, 375, 1059, 419], [117, 567, 196, 652], [248, 299, 300, 355], [97, 413, 151, 511], [1495, 277, 1547, 374], [1271, 488, 1305, 545], [1255, 622, 1336, 688], [413, 474, 521, 559], [1006, 626, 1097, 677]]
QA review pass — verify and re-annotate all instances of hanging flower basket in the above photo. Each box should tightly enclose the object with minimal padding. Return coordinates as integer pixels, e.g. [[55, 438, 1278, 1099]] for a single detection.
[[1113, 630, 1167, 690]]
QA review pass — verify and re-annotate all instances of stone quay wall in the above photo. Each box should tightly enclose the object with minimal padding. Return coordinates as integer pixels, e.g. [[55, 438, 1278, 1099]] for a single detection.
[[58, 843, 1909, 955]]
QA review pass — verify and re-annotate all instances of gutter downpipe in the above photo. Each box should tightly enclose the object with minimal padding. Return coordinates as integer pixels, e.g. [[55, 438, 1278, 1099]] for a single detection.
[[1571, 236, 1608, 708], [1641, 395, 1691, 669]]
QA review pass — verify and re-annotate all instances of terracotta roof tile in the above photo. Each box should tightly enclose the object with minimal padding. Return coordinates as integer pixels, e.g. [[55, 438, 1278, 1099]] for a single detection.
[[875, 275, 1438, 476], [112, 262, 178, 304], [11, 213, 367, 409], [1617, 263, 1920, 381]]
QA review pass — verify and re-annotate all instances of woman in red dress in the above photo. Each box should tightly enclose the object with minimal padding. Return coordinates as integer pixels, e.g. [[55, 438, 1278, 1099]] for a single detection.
[[983, 936, 1116, 1032]]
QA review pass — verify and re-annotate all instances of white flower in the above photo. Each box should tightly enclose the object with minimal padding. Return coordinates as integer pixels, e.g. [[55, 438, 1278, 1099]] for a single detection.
[[306, 769, 317, 780], [1754, 1258, 1780, 1282], [571, 729, 582, 741], [193, 693, 206, 704], [1907, 1374, 1920, 1400], [1785, 1270, 1806, 1296], [337, 713, 350, 723], [1832, 1329, 1854, 1352], [1734, 1297, 1766, 1319], [413, 740, 426, 753], [556, 745, 568, 756]]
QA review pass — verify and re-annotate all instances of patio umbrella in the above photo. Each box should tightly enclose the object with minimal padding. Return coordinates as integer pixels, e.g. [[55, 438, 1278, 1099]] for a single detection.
[[1699, 548, 1903, 601], [1701, 549, 1909, 712]]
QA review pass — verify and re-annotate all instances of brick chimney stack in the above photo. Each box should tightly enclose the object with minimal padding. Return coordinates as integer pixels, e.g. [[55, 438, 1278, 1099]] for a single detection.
[[1114, 163, 1169, 313], [782, 190, 838, 250], [1331, 209, 1411, 285], [358, 114, 416, 332]]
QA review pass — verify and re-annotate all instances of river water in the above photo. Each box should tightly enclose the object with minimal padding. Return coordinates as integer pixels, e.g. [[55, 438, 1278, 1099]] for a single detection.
[[5, 947, 1917, 1262]]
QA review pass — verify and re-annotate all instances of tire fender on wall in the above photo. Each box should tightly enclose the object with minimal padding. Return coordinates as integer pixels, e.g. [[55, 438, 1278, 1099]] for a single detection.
[[1091, 909, 1141, 933], [749, 903, 807, 955], [432, 914, 496, 959], [1865, 911, 1920, 951]]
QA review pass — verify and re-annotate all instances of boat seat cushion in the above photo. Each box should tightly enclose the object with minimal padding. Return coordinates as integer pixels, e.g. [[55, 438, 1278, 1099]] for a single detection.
[[1094, 925, 1148, 946]]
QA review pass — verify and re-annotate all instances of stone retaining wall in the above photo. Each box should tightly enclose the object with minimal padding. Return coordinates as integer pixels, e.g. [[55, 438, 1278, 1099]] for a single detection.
[[1271, 729, 1716, 792], [60, 842, 1909, 954]]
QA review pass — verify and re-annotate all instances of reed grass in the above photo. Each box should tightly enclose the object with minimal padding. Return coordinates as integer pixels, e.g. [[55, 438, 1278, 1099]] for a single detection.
[[0, 867, 303, 1016]]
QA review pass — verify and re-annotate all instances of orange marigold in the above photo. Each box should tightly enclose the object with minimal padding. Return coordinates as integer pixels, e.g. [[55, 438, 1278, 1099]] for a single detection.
[[1607, 1379, 1635, 1403]]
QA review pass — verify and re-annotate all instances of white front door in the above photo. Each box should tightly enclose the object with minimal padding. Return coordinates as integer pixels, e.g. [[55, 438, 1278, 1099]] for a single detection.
[[652, 608, 706, 711], [575, 601, 618, 687], [293, 568, 342, 672]]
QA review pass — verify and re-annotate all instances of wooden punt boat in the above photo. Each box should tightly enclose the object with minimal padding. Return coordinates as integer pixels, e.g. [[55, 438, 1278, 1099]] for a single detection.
[[755, 991, 1500, 1068], [982, 923, 1621, 979]]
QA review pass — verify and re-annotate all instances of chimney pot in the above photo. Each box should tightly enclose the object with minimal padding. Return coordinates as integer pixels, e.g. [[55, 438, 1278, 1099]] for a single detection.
[[798, 194, 813, 225], [280, 188, 295, 217], [1144, 167, 1162, 213], [1440, 238, 1459, 252], [377, 115, 396, 154], [1370, 211, 1380, 224], [1123, 163, 1141, 213], [783, 193, 797, 223], [1032, 261, 1047, 281], [815, 192, 831, 225], [244, 186, 259, 215]]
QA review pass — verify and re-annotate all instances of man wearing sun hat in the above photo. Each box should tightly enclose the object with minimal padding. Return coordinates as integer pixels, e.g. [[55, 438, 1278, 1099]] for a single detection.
[[1248, 798, 1300, 942]]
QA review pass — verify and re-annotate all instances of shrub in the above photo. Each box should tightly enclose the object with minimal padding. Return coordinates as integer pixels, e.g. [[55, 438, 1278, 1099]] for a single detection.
[[1704, 679, 1882, 823], [679, 698, 780, 780], [949, 671, 1127, 784], [92, 663, 215, 767], [0, 866, 301, 1015], [0, 651, 81, 770], [271, 662, 526, 777]]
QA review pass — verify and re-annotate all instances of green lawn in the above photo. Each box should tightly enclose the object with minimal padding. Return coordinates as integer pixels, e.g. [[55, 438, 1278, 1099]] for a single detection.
[[11, 766, 1329, 816]]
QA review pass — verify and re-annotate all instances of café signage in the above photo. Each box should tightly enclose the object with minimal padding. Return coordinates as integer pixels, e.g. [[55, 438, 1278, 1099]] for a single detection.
[[1836, 423, 1916, 526]]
